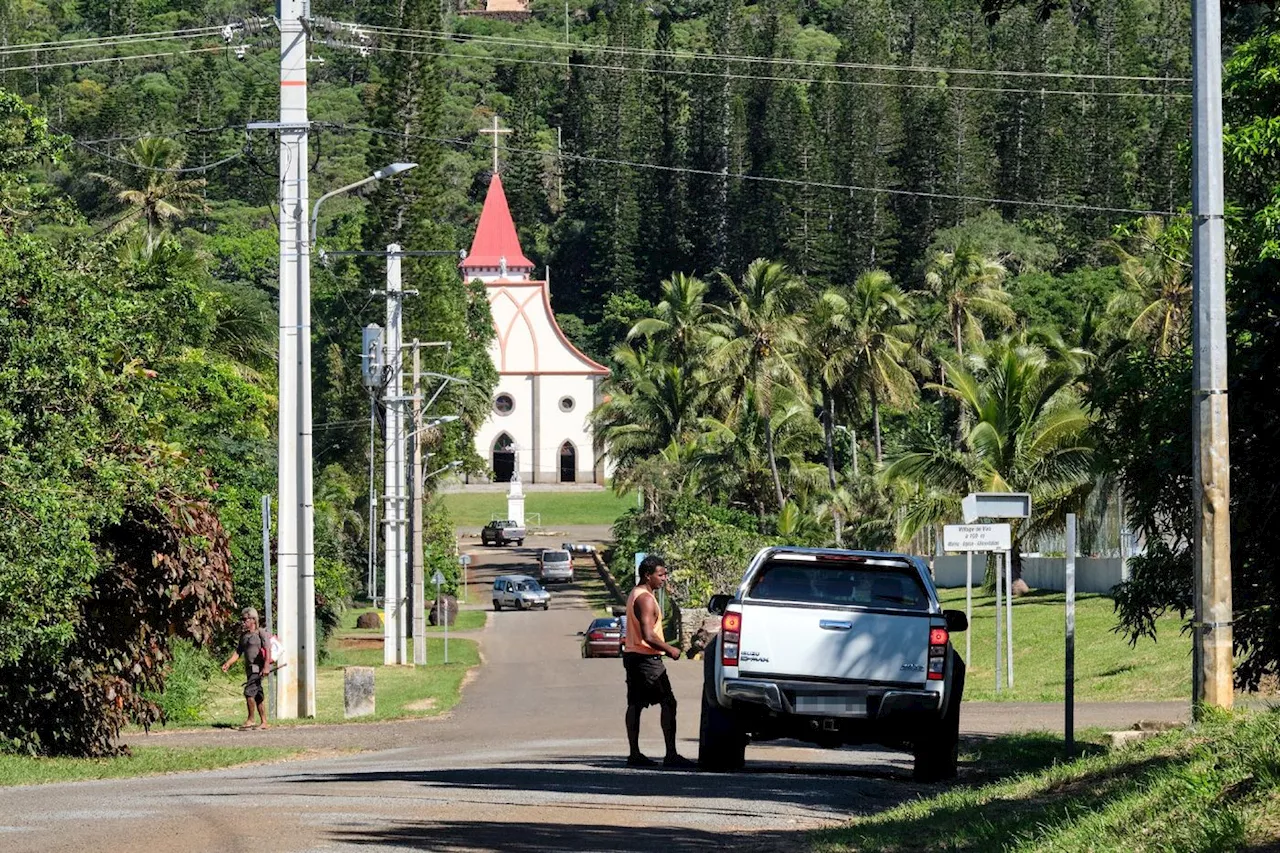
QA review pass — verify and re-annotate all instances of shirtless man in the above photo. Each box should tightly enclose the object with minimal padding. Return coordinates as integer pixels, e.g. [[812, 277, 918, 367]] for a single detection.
[[622, 555, 693, 768]]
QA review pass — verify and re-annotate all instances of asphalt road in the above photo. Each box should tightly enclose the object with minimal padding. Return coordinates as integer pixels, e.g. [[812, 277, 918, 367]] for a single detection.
[[0, 532, 1190, 852]]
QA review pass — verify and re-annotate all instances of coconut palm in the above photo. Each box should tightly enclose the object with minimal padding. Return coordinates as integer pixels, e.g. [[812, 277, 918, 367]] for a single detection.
[[590, 342, 708, 485], [800, 288, 856, 488], [699, 386, 825, 522], [91, 137, 208, 249], [707, 259, 808, 510], [844, 269, 920, 464], [627, 273, 715, 366], [922, 243, 1014, 359], [886, 334, 1095, 590], [1105, 216, 1191, 356]]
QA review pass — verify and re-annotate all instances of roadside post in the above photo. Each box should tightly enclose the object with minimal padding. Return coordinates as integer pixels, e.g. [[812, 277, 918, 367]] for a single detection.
[[261, 494, 274, 720], [433, 569, 448, 663], [943, 523, 1011, 677], [960, 492, 1032, 692], [1065, 513, 1077, 756], [457, 553, 471, 603]]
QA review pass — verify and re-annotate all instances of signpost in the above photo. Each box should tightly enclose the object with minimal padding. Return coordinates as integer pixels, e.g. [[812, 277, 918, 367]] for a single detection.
[[1065, 513, 1077, 756], [951, 493, 1031, 693], [457, 553, 471, 603], [432, 569, 448, 663], [943, 524, 1011, 669]]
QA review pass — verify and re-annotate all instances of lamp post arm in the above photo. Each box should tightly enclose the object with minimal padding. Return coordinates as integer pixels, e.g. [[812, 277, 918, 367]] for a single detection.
[[310, 174, 379, 246]]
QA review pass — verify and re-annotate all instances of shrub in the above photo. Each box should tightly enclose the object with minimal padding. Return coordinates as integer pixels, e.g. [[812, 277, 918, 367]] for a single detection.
[[146, 639, 218, 725]]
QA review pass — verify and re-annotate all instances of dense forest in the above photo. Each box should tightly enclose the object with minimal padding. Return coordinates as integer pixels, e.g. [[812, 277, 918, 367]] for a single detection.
[[0, 0, 1278, 755]]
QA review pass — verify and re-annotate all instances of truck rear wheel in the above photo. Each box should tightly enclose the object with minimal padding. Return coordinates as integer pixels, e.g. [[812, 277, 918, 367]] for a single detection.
[[912, 653, 965, 782], [698, 638, 746, 772]]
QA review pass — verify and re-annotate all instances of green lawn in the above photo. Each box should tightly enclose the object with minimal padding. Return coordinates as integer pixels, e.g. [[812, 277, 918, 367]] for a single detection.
[[197, 636, 480, 727], [812, 708, 1280, 852], [342, 605, 488, 634], [0, 746, 304, 787], [940, 587, 1190, 703], [441, 488, 636, 527]]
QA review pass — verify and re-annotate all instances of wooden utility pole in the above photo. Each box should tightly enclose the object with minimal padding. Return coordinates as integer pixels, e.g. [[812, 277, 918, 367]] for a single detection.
[[1190, 0, 1234, 712]]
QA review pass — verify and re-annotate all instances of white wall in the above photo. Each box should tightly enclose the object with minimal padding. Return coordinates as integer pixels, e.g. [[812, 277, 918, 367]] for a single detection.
[[931, 555, 1127, 595], [474, 374, 533, 479]]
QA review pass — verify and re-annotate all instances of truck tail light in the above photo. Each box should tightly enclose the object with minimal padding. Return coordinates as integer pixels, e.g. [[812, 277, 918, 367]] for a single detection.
[[721, 611, 742, 667], [928, 626, 949, 680]]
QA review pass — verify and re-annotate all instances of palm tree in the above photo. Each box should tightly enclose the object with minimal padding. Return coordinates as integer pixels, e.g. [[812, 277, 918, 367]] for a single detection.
[[1105, 216, 1191, 356], [922, 243, 1014, 359], [845, 270, 920, 465], [627, 273, 715, 367], [91, 137, 208, 249], [800, 288, 855, 488], [922, 243, 1014, 443], [886, 334, 1095, 591], [707, 259, 808, 510], [590, 342, 708, 487]]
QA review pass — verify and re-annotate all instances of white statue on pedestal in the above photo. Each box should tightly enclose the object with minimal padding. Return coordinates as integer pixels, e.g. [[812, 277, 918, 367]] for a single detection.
[[507, 469, 525, 527]]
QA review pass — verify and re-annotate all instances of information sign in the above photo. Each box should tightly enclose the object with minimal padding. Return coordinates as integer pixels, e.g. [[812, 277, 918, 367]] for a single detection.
[[943, 523, 1012, 552]]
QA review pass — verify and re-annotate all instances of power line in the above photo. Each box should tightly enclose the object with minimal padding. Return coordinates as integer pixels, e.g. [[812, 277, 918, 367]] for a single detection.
[[0, 25, 227, 55], [350, 20, 1191, 87], [0, 44, 226, 73], [68, 135, 246, 174], [319, 121, 1181, 217], [0, 30, 227, 58], [348, 39, 1187, 101], [75, 125, 247, 146]]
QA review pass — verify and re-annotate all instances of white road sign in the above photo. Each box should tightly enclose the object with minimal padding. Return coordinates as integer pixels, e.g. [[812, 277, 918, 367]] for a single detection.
[[431, 570, 446, 585], [944, 523, 1012, 552]]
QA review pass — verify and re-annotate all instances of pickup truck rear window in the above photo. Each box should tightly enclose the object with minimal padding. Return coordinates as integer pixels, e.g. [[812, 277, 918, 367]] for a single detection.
[[746, 558, 929, 610]]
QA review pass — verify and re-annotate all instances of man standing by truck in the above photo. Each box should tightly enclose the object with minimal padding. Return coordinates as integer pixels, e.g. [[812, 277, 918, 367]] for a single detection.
[[623, 555, 693, 768]]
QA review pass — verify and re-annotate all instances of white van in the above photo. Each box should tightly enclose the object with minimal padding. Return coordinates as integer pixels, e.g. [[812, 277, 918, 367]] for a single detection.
[[539, 549, 573, 583]]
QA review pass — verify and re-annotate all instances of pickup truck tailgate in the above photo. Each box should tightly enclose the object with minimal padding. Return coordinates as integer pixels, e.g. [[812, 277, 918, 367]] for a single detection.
[[737, 604, 930, 684], [735, 555, 934, 686]]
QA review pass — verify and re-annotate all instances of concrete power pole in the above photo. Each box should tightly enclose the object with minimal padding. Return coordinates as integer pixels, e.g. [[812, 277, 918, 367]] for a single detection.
[[412, 342, 427, 666], [383, 245, 409, 665], [274, 0, 316, 718], [1191, 0, 1233, 712]]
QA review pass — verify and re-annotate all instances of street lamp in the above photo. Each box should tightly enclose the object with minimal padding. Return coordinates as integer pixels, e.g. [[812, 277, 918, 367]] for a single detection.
[[310, 162, 418, 247], [426, 460, 464, 478], [282, 160, 417, 714]]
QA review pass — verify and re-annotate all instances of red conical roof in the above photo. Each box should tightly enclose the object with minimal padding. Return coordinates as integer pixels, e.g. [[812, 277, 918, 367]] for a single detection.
[[461, 174, 534, 273]]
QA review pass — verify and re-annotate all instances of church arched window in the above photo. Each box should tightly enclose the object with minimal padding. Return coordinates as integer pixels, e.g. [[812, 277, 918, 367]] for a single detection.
[[493, 433, 516, 482]]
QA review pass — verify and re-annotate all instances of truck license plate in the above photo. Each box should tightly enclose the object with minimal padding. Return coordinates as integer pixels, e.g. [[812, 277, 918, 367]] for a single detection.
[[794, 695, 866, 716]]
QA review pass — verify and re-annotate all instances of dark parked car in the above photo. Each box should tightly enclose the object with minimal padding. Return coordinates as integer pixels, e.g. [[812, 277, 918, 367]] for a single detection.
[[482, 519, 525, 546], [578, 617, 623, 658]]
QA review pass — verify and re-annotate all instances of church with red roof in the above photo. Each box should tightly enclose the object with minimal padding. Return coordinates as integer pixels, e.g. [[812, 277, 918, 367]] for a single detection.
[[462, 171, 609, 484]]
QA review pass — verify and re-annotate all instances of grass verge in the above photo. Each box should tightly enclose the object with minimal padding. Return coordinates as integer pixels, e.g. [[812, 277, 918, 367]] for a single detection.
[[939, 587, 1190, 702], [812, 707, 1280, 852], [441, 489, 635, 527], [343, 605, 488, 634], [196, 637, 480, 727], [0, 746, 304, 787]]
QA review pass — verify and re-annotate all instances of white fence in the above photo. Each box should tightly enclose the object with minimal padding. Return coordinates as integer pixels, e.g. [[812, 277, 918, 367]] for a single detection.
[[932, 556, 1127, 595]]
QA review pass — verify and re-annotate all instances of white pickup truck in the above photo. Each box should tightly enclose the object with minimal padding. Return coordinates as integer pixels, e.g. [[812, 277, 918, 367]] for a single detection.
[[699, 546, 968, 781]]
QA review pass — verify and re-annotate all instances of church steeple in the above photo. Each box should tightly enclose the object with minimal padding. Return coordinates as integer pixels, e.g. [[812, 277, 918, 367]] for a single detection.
[[460, 173, 535, 280]]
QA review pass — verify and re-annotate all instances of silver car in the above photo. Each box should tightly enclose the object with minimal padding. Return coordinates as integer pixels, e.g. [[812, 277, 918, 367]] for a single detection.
[[492, 575, 550, 611], [539, 549, 574, 583]]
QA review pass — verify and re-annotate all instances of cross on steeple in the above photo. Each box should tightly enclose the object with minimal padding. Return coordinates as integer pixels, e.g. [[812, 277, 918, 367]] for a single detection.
[[478, 115, 512, 175]]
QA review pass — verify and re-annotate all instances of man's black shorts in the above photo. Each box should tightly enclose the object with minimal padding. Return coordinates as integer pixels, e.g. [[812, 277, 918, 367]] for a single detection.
[[243, 670, 264, 702], [623, 652, 674, 708]]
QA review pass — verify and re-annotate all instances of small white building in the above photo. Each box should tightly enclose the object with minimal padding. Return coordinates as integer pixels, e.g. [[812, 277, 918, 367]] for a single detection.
[[463, 173, 609, 483]]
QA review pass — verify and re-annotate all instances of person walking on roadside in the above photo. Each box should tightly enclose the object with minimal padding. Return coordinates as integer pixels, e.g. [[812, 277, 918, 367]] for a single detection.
[[623, 555, 693, 768], [221, 607, 271, 730]]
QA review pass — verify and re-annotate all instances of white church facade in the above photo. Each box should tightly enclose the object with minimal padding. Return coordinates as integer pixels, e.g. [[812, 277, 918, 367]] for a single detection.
[[462, 172, 610, 484]]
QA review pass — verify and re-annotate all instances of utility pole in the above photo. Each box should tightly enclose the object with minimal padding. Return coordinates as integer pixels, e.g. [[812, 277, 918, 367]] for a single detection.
[[412, 342, 427, 665], [383, 245, 409, 665], [273, 0, 315, 719], [1191, 0, 1233, 712]]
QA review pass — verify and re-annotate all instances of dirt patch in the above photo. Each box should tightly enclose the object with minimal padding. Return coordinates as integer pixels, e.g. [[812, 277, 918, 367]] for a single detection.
[[336, 637, 383, 650], [404, 697, 438, 712]]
